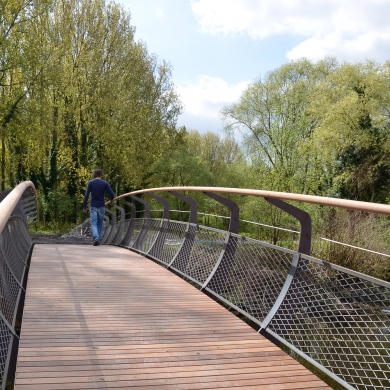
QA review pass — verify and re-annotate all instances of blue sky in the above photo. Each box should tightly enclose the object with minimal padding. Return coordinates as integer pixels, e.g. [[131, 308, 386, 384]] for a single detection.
[[119, 0, 390, 134]]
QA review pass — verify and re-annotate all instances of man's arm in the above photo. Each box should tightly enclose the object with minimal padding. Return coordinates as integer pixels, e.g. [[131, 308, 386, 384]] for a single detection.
[[106, 182, 115, 202], [83, 182, 91, 213]]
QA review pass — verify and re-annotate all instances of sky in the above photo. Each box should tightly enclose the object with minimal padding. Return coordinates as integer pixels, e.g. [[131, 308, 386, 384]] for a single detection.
[[119, 0, 390, 134]]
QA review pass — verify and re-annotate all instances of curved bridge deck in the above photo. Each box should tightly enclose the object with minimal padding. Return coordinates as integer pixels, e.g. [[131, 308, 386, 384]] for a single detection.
[[15, 245, 331, 389]]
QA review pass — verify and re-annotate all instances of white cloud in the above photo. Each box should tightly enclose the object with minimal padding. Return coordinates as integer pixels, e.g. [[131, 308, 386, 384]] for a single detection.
[[191, 0, 390, 62], [177, 76, 249, 119], [286, 31, 390, 62], [156, 7, 164, 18]]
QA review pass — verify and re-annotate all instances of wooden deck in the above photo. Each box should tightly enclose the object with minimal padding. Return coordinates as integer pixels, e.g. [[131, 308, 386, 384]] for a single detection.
[[15, 244, 331, 389]]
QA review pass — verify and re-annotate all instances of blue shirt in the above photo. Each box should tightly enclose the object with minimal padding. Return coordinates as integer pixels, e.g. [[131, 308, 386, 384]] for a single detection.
[[83, 179, 115, 209]]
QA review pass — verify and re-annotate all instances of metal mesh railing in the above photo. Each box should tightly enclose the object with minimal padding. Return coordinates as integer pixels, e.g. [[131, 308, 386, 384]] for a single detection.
[[0, 215, 33, 387], [148, 220, 186, 265], [267, 255, 390, 390], [136, 219, 163, 254], [0, 321, 12, 386], [0, 182, 36, 389], [111, 220, 128, 245], [171, 225, 228, 286], [124, 218, 144, 248], [206, 235, 296, 324], [105, 187, 390, 390]]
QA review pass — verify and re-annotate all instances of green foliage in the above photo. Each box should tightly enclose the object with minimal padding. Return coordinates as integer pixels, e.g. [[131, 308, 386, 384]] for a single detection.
[[0, 0, 183, 225], [222, 58, 390, 203], [310, 60, 390, 202]]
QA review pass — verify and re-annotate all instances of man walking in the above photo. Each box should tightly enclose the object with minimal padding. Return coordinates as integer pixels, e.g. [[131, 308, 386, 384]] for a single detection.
[[83, 169, 115, 246]]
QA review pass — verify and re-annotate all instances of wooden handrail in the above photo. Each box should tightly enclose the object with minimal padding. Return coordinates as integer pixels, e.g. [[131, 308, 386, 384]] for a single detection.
[[110, 186, 390, 216], [0, 181, 38, 235]]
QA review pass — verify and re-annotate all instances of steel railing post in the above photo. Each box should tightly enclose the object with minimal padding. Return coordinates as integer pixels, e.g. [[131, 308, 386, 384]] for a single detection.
[[118, 199, 136, 247], [101, 216, 111, 243], [167, 191, 197, 270], [264, 198, 311, 255], [102, 209, 117, 244], [146, 193, 170, 260], [259, 198, 312, 340], [106, 204, 125, 245], [201, 192, 239, 291], [130, 195, 150, 252]]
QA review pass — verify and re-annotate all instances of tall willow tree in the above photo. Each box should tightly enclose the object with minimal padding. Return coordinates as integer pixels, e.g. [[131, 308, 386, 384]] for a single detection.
[[222, 58, 390, 203], [222, 59, 337, 194], [310, 61, 390, 202]]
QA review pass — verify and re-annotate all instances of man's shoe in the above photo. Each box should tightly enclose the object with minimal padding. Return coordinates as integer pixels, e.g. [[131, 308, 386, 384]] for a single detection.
[[93, 239, 99, 246]]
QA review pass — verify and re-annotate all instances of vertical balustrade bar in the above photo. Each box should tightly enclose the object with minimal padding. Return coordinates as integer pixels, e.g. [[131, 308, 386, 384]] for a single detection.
[[265, 198, 311, 255], [167, 191, 197, 270], [3, 335, 18, 389], [118, 199, 136, 247], [101, 216, 111, 243], [201, 192, 239, 290], [107, 204, 125, 245], [130, 195, 150, 252], [146, 193, 170, 261], [104, 208, 119, 244], [259, 198, 312, 339], [102, 209, 116, 244]]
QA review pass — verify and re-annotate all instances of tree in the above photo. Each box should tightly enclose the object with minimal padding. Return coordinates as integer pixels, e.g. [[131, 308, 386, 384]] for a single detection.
[[310, 61, 390, 202], [1, 0, 184, 225], [0, 0, 53, 189], [184, 130, 245, 187], [222, 58, 337, 194]]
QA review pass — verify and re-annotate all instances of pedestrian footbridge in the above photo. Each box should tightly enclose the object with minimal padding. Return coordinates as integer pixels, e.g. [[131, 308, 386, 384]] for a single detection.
[[0, 182, 389, 390]]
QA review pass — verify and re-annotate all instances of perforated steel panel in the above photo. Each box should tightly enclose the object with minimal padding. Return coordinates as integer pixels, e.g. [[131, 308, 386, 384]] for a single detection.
[[147, 220, 168, 261], [5, 224, 27, 267], [267, 255, 390, 390]]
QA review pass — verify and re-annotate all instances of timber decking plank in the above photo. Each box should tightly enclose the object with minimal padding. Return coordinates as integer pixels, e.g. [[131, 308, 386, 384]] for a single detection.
[[15, 244, 331, 390], [16, 359, 301, 377]]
